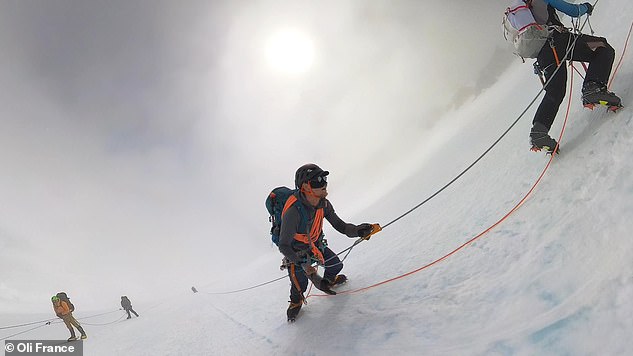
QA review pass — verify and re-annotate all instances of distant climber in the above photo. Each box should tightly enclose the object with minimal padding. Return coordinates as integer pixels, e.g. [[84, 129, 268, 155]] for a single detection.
[[120, 296, 139, 319], [51, 293, 87, 341]]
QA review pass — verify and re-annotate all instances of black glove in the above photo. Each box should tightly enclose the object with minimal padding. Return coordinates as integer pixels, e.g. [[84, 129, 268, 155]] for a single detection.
[[356, 223, 373, 238], [583, 2, 593, 16], [318, 280, 336, 295], [301, 263, 317, 275], [307, 272, 336, 295]]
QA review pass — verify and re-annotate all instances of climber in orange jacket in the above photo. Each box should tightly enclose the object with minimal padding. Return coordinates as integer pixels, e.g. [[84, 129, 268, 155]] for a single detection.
[[52, 294, 87, 341]]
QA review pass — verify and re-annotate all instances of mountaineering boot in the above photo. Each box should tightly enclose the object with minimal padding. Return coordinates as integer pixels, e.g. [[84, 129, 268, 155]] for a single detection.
[[582, 81, 622, 111], [530, 122, 559, 154], [326, 274, 348, 288], [80, 334, 87, 340], [287, 301, 303, 322], [67, 336, 77, 342]]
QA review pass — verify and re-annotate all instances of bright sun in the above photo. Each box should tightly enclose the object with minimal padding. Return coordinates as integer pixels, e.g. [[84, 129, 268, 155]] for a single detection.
[[264, 28, 315, 75]]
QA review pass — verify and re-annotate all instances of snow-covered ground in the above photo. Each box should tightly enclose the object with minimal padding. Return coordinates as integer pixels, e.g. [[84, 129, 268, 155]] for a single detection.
[[2, 1, 632, 355]]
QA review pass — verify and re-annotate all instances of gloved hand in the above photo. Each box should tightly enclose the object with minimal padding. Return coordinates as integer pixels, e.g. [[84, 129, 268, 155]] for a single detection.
[[318, 279, 336, 295], [302, 263, 317, 275], [356, 223, 374, 238], [583, 2, 593, 16]]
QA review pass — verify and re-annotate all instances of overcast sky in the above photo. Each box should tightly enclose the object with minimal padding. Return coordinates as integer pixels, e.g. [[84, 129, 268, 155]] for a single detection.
[[0, 0, 514, 313]]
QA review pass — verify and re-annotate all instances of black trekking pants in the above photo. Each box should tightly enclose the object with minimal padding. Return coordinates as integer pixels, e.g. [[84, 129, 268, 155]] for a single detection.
[[61, 314, 85, 337], [125, 308, 139, 318], [287, 247, 343, 303], [533, 31, 615, 131]]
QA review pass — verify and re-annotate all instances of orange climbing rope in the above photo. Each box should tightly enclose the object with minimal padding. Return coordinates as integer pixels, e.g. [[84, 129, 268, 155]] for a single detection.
[[609, 21, 633, 90]]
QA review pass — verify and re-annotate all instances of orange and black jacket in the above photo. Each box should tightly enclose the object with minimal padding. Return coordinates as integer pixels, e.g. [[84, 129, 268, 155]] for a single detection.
[[278, 192, 361, 265], [53, 301, 71, 317]]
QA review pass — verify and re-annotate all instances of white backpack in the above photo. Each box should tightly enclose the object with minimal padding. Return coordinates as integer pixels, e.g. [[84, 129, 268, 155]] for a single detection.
[[503, 0, 550, 58]]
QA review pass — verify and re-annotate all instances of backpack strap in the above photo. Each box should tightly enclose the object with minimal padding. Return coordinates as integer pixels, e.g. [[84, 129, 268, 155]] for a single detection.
[[282, 194, 308, 232], [282, 194, 323, 263]]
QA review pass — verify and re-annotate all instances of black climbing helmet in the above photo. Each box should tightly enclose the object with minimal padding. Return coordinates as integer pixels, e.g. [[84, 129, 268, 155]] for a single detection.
[[294, 163, 329, 189]]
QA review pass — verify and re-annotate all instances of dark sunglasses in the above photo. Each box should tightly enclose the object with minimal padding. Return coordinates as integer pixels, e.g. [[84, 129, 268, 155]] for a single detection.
[[309, 175, 328, 188]]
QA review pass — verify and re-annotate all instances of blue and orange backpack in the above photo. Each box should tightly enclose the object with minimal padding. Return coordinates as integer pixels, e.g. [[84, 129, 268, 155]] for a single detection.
[[265, 187, 306, 245]]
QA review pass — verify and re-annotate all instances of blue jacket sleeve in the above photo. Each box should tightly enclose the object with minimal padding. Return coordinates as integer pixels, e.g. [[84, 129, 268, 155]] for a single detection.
[[544, 0, 589, 17]]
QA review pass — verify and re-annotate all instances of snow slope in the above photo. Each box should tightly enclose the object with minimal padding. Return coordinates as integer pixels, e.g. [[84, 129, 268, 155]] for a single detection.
[[3, 1, 632, 355]]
